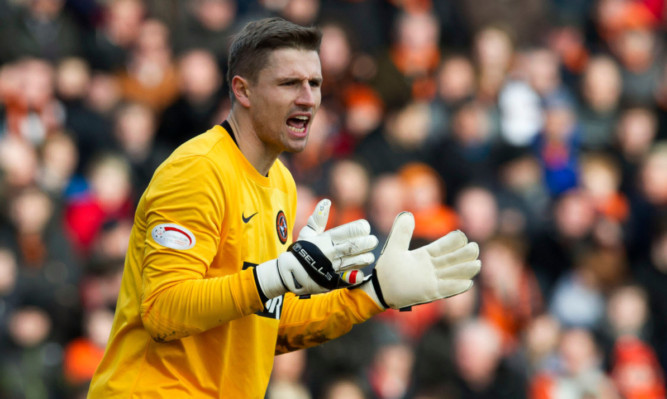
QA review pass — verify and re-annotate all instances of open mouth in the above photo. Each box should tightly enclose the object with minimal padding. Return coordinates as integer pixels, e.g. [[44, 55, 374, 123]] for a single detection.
[[286, 115, 310, 134]]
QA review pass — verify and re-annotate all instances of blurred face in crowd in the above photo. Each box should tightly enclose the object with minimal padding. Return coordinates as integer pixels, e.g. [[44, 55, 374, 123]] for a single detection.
[[474, 27, 513, 72], [85, 308, 115, 348], [559, 328, 600, 376], [582, 56, 621, 112], [369, 175, 406, 235], [652, 231, 667, 273], [0, 248, 17, 295], [323, 379, 366, 399], [616, 108, 656, 159], [543, 104, 576, 140], [399, 164, 443, 212], [271, 349, 306, 383], [640, 145, 667, 205], [282, 0, 319, 26], [9, 307, 52, 348], [87, 73, 122, 114], [480, 238, 523, 295], [329, 159, 369, 208], [525, 314, 561, 361], [580, 154, 621, 200], [526, 48, 561, 96], [320, 24, 352, 77], [178, 49, 221, 103], [607, 286, 648, 336], [10, 188, 53, 235], [193, 0, 236, 31], [56, 57, 91, 101], [136, 19, 170, 59], [455, 320, 502, 386], [396, 11, 439, 50], [22, 59, 55, 109], [41, 132, 79, 185], [456, 187, 498, 243], [0, 137, 39, 189], [371, 343, 414, 398], [437, 56, 475, 103], [452, 102, 491, 145], [555, 190, 596, 239], [613, 28, 656, 72], [241, 48, 322, 155], [115, 102, 156, 157], [106, 0, 145, 47], [89, 156, 132, 212], [387, 101, 430, 149]]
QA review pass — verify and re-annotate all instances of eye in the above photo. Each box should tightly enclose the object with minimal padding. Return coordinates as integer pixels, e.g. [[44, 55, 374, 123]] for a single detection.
[[309, 79, 322, 88]]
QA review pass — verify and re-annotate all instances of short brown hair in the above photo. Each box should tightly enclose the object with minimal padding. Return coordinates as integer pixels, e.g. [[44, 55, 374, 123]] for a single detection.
[[227, 17, 322, 101]]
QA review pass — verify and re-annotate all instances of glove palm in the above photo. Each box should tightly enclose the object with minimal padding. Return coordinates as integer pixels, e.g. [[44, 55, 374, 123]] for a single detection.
[[363, 212, 481, 309]]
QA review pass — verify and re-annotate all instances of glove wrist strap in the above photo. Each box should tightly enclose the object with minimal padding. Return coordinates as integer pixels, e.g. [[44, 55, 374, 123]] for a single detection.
[[288, 240, 338, 289], [371, 272, 390, 309]]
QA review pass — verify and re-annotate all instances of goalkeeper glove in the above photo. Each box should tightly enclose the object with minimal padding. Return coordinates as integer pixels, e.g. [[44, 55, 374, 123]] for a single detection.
[[255, 199, 378, 301], [360, 212, 481, 309]]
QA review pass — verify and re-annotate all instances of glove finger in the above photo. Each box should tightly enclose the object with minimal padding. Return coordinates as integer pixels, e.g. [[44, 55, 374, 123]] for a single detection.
[[337, 252, 375, 271], [327, 219, 372, 243], [333, 235, 378, 257], [302, 199, 331, 238], [424, 230, 468, 257], [435, 260, 481, 280], [339, 269, 365, 286], [381, 212, 414, 254], [432, 242, 479, 268], [437, 279, 474, 299]]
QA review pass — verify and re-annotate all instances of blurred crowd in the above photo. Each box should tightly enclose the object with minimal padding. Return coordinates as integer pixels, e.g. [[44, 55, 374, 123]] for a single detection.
[[0, 0, 667, 398]]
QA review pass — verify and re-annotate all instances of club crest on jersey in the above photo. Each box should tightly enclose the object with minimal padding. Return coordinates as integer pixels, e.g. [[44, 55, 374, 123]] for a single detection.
[[276, 210, 288, 244], [151, 223, 196, 250]]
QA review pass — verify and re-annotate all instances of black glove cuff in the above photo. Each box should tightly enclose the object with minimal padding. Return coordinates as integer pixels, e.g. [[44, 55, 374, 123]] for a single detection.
[[370, 271, 390, 309], [288, 240, 338, 289]]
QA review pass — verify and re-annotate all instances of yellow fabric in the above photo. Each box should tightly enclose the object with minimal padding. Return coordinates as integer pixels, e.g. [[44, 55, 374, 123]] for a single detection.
[[87, 125, 382, 399]]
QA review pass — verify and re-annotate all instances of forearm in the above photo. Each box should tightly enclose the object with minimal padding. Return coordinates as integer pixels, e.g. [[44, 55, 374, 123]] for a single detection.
[[140, 268, 263, 342], [275, 287, 383, 354]]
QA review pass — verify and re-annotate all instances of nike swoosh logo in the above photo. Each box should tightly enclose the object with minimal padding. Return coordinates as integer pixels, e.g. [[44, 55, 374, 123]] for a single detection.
[[242, 212, 258, 223]]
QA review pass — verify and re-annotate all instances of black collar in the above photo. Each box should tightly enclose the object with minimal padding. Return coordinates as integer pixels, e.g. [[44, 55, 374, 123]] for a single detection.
[[221, 120, 238, 147]]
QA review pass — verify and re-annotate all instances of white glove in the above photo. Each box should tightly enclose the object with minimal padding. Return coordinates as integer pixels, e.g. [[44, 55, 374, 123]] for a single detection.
[[361, 212, 481, 309], [255, 199, 378, 301]]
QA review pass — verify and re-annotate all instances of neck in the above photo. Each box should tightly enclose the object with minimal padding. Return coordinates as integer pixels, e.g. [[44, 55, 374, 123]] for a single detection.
[[227, 109, 279, 176]]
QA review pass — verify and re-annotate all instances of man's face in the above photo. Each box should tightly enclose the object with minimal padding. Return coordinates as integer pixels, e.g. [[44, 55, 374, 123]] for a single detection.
[[246, 48, 322, 154]]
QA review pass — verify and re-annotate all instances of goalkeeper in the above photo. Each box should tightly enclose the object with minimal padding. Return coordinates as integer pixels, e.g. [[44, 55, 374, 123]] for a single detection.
[[87, 17, 480, 398]]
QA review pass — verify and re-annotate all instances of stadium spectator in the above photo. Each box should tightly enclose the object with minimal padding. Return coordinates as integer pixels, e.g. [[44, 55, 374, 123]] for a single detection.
[[157, 49, 227, 151], [0, 0, 83, 62], [577, 55, 622, 150]]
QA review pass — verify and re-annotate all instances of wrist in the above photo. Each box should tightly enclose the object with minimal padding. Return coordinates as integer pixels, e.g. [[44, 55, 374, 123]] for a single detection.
[[360, 273, 388, 310], [254, 257, 288, 301]]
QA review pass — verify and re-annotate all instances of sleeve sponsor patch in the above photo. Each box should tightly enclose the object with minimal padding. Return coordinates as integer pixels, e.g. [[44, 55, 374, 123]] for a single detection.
[[151, 223, 196, 250]]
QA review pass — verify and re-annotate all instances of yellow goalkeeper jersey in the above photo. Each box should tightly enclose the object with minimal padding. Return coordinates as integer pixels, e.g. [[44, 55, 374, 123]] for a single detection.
[[87, 122, 382, 399]]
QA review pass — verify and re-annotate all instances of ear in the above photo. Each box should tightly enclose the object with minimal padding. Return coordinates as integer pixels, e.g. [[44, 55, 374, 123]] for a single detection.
[[231, 75, 251, 108]]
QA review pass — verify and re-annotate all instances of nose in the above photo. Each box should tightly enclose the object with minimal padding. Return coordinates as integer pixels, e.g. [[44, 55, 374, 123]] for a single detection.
[[295, 82, 318, 108]]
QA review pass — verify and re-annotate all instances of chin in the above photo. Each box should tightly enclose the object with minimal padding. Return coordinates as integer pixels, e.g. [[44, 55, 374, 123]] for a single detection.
[[285, 143, 308, 153]]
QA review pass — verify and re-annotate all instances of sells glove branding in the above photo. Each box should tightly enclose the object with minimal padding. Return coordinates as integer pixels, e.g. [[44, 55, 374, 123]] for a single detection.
[[151, 223, 196, 250]]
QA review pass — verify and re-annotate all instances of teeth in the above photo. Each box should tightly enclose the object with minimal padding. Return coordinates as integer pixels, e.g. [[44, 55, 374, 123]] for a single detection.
[[294, 116, 309, 121], [288, 126, 306, 133]]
